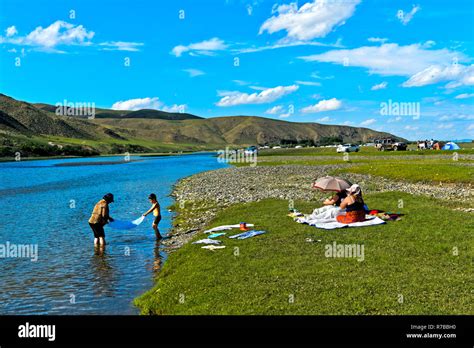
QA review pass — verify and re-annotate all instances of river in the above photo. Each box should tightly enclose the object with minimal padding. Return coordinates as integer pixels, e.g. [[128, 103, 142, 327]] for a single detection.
[[0, 153, 227, 314]]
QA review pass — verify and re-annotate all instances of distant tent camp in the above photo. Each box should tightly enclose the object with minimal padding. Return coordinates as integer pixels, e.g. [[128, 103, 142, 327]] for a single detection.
[[442, 142, 461, 150]]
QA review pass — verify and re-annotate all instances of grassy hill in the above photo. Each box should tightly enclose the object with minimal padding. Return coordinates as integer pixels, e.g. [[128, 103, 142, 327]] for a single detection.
[[0, 94, 127, 140], [93, 115, 401, 146], [0, 94, 405, 158], [34, 103, 203, 121]]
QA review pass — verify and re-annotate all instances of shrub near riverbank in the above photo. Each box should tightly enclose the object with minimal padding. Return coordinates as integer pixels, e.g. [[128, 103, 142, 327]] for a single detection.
[[135, 192, 473, 315]]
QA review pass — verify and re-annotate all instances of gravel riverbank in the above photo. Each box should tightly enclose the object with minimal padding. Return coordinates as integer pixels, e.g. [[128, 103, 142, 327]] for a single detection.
[[162, 164, 473, 249]]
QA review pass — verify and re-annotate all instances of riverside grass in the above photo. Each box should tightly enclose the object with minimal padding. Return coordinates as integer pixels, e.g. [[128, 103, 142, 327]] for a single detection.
[[235, 146, 474, 184], [135, 147, 473, 315], [237, 158, 474, 183], [135, 192, 473, 315]]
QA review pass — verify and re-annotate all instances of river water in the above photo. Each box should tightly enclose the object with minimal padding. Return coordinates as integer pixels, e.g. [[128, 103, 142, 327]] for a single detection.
[[0, 153, 226, 314]]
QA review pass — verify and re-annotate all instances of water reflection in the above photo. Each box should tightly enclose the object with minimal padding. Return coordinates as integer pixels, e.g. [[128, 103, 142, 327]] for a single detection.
[[0, 154, 227, 314], [152, 240, 163, 275], [90, 247, 116, 297]]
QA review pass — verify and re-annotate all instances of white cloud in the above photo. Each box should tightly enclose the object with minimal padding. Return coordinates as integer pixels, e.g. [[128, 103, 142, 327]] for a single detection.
[[316, 116, 333, 122], [99, 41, 144, 52], [360, 118, 376, 126], [217, 90, 241, 97], [301, 98, 342, 113], [265, 104, 294, 118], [368, 37, 388, 44], [265, 105, 284, 114], [423, 40, 436, 48], [300, 43, 461, 76], [295, 80, 321, 86], [183, 68, 205, 77], [310, 72, 334, 80], [216, 85, 299, 107], [259, 0, 360, 41], [403, 64, 474, 88], [5, 25, 17, 37], [342, 121, 354, 125], [279, 111, 293, 118], [388, 116, 402, 123], [111, 97, 186, 113], [171, 37, 227, 57], [404, 125, 419, 130], [455, 93, 474, 99], [371, 81, 388, 90], [112, 97, 162, 110], [1, 21, 143, 54], [249, 85, 269, 91], [233, 39, 342, 54], [162, 104, 187, 113], [233, 80, 251, 86], [439, 114, 474, 121], [300, 43, 472, 88], [397, 5, 421, 25], [437, 123, 453, 129], [23, 21, 94, 48]]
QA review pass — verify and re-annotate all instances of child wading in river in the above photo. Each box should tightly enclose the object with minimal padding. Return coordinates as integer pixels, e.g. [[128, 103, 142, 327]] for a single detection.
[[143, 193, 162, 239]]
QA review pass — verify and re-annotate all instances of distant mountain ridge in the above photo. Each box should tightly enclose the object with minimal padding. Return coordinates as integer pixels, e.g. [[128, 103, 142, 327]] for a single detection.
[[33, 103, 203, 121], [0, 94, 406, 154]]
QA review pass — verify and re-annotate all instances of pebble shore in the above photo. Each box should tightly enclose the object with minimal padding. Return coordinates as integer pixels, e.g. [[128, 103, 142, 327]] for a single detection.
[[162, 164, 473, 249]]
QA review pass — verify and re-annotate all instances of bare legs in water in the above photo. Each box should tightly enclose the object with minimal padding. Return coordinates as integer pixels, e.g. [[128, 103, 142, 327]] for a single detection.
[[94, 237, 106, 246], [152, 222, 162, 239]]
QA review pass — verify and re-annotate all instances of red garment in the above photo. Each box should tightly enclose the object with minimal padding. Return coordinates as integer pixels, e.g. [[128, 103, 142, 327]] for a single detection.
[[337, 210, 366, 224]]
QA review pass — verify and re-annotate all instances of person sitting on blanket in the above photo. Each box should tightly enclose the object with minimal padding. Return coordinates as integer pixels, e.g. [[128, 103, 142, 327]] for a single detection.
[[306, 190, 347, 220], [336, 184, 366, 224]]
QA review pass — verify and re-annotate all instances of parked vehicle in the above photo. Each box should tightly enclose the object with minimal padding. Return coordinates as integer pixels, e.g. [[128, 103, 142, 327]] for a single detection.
[[336, 144, 360, 153], [244, 146, 258, 155], [374, 138, 407, 151]]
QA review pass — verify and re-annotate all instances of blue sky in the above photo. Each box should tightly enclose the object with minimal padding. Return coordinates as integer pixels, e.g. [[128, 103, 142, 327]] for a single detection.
[[0, 0, 473, 140]]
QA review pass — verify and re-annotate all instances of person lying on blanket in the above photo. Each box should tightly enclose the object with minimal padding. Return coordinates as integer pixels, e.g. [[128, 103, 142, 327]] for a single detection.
[[336, 184, 366, 224], [307, 190, 347, 220]]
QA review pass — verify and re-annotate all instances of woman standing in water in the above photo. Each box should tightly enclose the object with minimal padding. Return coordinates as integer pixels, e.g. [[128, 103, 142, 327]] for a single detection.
[[143, 193, 162, 239], [88, 193, 115, 247]]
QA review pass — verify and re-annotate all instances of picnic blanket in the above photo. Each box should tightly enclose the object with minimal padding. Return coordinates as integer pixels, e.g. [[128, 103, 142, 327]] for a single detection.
[[208, 232, 226, 239], [192, 238, 221, 245], [201, 245, 226, 251], [108, 216, 145, 230], [204, 224, 254, 233], [296, 215, 385, 230], [228, 230, 266, 239]]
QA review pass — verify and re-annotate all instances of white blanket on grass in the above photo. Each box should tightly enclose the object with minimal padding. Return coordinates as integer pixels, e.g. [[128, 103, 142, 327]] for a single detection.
[[204, 224, 255, 233], [297, 215, 385, 230]]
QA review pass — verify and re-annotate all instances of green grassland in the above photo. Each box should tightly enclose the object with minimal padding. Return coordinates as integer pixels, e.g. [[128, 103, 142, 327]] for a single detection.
[[335, 160, 473, 184], [135, 193, 473, 315], [0, 132, 221, 160], [135, 142, 473, 315], [240, 158, 473, 184], [246, 145, 474, 184], [44, 135, 220, 153], [258, 144, 474, 157]]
